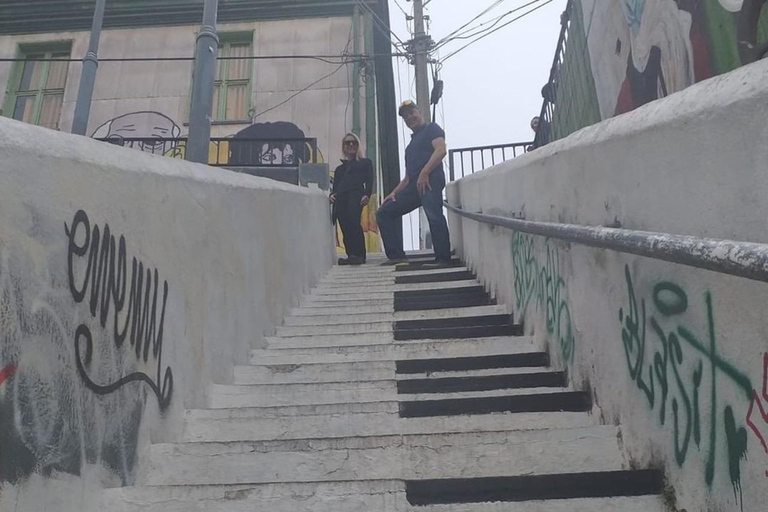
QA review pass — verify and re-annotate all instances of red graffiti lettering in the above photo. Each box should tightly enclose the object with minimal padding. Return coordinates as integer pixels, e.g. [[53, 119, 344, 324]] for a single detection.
[[746, 353, 768, 465], [0, 364, 17, 385]]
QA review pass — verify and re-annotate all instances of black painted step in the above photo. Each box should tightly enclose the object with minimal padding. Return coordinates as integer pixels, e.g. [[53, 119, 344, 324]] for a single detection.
[[395, 270, 474, 284], [406, 469, 664, 505], [404, 250, 456, 260], [395, 285, 486, 300], [396, 353, 550, 374], [394, 323, 520, 341], [399, 391, 592, 418], [395, 314, 513, 331], [396, 260, 464, 271], [398, 371, 567, 395], [395, 295, 497, 311]]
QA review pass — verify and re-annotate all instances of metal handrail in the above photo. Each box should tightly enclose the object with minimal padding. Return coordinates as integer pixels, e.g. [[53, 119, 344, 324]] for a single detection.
[[448, 141, 533, 181], [445, 202, 768, 284]]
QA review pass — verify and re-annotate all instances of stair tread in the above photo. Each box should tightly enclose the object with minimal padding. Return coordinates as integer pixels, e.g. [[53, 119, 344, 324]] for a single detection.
[[145, 426, 624, 487], [103, 482, 665, 512]]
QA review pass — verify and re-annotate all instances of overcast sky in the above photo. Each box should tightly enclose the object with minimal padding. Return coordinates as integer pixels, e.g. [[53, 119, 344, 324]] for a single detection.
[[387, 0, 567, 249]]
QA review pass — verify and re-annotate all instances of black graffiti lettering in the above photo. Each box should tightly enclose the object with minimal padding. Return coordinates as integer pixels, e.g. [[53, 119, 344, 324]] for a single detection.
[[65, 209, 173, 410]]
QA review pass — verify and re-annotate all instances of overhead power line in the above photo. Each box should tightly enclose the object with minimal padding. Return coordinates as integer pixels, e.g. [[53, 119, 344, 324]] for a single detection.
[[441, 0, 554, 62], [433, 0, 547, 52], [392, 0, 410, 17], [434, 0, 509, 47], [0, 53, 403, 64]]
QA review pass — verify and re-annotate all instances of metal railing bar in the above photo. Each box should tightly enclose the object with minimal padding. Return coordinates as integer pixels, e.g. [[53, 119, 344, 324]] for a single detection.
[[444, 202, 768, 284]]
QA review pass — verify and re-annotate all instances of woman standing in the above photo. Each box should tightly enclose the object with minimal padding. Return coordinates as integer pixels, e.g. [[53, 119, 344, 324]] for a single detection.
[[331, 132, 374, 265]]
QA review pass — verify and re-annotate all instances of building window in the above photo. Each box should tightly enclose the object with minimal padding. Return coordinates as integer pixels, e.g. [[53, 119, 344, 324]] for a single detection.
[[7, 47, 71, 130], [213, 37, 252, 121]]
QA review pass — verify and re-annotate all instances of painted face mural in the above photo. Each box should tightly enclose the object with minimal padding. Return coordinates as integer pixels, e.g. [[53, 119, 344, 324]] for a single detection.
[[91, 112, 182, 154], [229, 121, 311, 166]]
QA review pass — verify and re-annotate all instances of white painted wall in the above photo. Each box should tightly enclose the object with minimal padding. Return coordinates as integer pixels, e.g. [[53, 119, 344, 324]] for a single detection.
[[447, 58, 768, 512], [0, 117, 333, 511], [0, 16, 369, 165]]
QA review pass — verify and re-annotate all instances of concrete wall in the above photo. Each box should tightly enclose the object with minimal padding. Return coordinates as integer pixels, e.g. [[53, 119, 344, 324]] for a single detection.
[[447, 58, 768, 512], [0, 117, 333, 510]]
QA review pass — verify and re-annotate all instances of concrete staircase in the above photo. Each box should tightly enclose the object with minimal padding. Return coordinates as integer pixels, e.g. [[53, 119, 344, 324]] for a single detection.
[[102, 254, 668, 511]]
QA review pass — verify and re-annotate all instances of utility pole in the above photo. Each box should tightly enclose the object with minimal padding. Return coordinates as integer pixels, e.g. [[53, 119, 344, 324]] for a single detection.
[[72, 0, 107, 136], [411, 0, 432, 249], [412, 0, 431, 124], [186, 0, 220, 164]]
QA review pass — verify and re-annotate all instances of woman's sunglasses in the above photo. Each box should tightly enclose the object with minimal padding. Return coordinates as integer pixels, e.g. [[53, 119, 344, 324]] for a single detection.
[[344, 140, 358, 146]]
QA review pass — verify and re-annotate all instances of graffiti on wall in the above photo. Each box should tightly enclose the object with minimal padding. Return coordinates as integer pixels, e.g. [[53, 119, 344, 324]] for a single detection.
[[618, 265, 755, 496], [746, 353, 768, 478], [66, 209, 173, 410], [0, 207, 174, 486], [91, 111, 182, 156], [511, 232, 575, 363], [92, 112, 324, 167], [581, 0, 768, 121]]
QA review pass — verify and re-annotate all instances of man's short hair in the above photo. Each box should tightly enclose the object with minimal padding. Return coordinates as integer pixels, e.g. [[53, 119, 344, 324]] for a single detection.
[[398, 99, 420, 117]]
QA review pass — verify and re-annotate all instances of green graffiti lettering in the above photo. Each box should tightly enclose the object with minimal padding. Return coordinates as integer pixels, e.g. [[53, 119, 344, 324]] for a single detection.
[[510, 233, 574, 363], [618, 265, 754, 496]]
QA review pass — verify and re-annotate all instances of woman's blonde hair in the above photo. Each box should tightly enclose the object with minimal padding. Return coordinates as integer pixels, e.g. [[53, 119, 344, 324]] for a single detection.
[[341, 132, 365, 160]]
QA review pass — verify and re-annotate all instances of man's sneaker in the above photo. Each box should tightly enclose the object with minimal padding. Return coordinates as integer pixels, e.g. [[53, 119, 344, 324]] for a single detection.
[[347, 256, 365, 266], [380, 259, 408, 267]]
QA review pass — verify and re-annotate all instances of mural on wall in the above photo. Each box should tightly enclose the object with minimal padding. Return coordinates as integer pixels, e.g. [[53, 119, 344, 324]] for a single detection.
[[0, 207, 174, 487], [581, 0, 768, 120], [618, 264, 757, 498], [91, 113, 325, 167], [229, 121, 315, 166], [510, 232, 575, 364], [91, 111, 182, 156]]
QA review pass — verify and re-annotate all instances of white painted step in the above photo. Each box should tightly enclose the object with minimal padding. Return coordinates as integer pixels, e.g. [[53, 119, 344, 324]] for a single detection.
[[266, 331, 394, 349], [208, 380, 397, 408], [308, 289, 395, 299], [251, 336, 535, 365], [233, 360, 396, 385], [275, 320, 393, 337], [397, 366, 553, 380], [184, 405, 597, 443], [300, 296, 394, 306], [142, 426, 624, 486], [233, 359, 548, 385], [284, 305, 508, 325], [291, 304, 394, 315], [102, 482, 666, 512], [311, 280, 479, 295]]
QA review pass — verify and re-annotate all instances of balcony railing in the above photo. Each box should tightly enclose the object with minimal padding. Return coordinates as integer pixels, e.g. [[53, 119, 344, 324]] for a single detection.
[[448, 141, 532, 181], [97, 137, 320, 167]]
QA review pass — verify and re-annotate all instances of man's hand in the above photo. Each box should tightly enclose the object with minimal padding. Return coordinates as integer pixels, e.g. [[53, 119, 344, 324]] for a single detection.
[[360, 195, 370, 207], [417, 172, 431, 196], [329, 193, 336, 204], [383, 192, 396, 204]]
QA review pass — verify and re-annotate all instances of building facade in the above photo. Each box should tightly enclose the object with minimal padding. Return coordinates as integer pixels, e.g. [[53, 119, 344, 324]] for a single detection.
[[0, 0, 400, 251]]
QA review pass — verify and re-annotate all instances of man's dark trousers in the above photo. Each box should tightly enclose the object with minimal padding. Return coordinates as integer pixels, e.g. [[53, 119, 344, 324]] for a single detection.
[[376, 181, 451, 262]]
